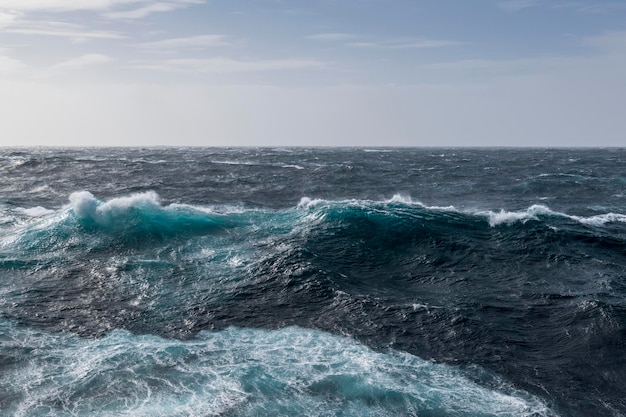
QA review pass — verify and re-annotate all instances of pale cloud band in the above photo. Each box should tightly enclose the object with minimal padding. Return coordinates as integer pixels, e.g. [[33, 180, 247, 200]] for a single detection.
[[0, 0, 204, 13], [131, 57, 326, 73], [133, 35, 230, 50], [49, 53, 114, 70], [307, 33, 459, 49]]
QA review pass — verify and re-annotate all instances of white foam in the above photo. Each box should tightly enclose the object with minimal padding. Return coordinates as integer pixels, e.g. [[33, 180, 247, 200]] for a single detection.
[[482, 204, 626, 227], [388, 193, 421, 205], [16, 207, 55, 217], [482, 205, 566, 227], [573, 212, 626, 227], [297, 195, 458, 213], [483, 205, 555, 227], [0, 322, 557, 417], [363, 149, 393, 153], [487, 210, 534, 226], [297, 197, 325, 208], [97, 191, 161, 214], [210, 159, 257, 166], [69, 191, 161, 224], [28, 185, 55, 194], [2, 156, 28, 168], [69, 190, 100, 219]]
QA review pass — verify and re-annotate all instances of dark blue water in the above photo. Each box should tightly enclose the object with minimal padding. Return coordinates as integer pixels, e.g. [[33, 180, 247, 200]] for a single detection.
[[1, 148, 625, 417]]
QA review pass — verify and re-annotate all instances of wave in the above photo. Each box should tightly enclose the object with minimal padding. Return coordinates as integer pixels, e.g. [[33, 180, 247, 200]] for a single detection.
[[0, 321, 556, 417], [479, 205, 626, 227], [70, 190, 235, 233], [0, 155, 29, 169], [15, 189, 619, 237], [1, 192, 622, 416], [0, 192, 237, 254], [298, 194, 626, 228], [3, 191, 625, 258]]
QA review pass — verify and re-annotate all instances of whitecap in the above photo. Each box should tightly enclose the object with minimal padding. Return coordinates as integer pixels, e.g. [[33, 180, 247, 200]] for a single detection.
[[16, 207, 55, 217], [573, 212, 626, 227], [297, 197, 325, 208], [480, 204, 626, 227], [69, 190, 161, 225], [481, 205, 553, 227]]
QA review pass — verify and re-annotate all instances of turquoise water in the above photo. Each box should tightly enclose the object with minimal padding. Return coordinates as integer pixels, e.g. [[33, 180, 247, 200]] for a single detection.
[[1, 148, 625, 416]]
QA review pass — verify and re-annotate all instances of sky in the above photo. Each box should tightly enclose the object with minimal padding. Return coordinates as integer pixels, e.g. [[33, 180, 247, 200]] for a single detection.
[[0, 0, 625, 147]]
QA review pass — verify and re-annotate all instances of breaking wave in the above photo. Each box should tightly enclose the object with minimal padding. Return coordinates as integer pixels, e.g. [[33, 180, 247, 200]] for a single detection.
[[0, 321, 556, 417]]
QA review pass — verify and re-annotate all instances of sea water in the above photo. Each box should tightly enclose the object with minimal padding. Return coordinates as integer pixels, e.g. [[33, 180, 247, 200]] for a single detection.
[[1, 148, 625, 416]]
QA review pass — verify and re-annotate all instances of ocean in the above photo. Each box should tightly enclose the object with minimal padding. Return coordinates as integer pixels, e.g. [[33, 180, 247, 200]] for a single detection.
[[0, 147, 625, 417]]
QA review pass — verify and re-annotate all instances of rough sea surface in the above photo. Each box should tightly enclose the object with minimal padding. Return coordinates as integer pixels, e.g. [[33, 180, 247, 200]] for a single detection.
[[0, 147, 625, 417]]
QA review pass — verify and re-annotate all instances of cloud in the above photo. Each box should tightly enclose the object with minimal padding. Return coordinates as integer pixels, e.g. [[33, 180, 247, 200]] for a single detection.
[[133, 35, 229, 50], [0, 0, 146, 12], [552, 1, 626, 13], [497, 0, 626, 13], [307, 34, 459, 49], [6, 25, 124, 40], [104, 1, 203, 19], [0, 10, 20, 28], [0, 0, 205, 19], [347, 39, 460, 49], [418, 30, 626, 85], [131, 57, 325, 73], [306, 33, 357, 41], [496, 0, 537, 12], [1, 8, 127, 41], [49, 53, 114, 70]]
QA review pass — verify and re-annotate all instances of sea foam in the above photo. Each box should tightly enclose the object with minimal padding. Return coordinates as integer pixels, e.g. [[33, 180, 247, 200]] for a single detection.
[[16, 207, 55, 217], [69, 190, 161, 225], [0, 321, 557, 417]]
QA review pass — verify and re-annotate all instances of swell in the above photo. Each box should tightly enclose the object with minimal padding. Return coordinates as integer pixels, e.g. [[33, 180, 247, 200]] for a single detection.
[[3, 192, 625, 253], [1, 193, 625, 416]]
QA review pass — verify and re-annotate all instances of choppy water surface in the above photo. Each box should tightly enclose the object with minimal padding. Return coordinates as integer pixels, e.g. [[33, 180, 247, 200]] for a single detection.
[[1, 148, 625, 417]]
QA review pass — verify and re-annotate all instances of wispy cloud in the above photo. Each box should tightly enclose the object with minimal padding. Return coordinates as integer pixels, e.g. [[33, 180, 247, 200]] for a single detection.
[[0, 10, 20, 28], [0, 0, 205, 18], [420, 57, 566, 77], [104, 1, 203, 19], [496, 0, 537, 12], [0, 0, 146, 12], [131, 57, 325, 73], [347, 39, 460, 49], [307, 33, 357, 42], [5, 23, 124, 40], [420, 31, 626, 79], [307, 34, 458, 49], [497, 1, 626, 14], [552, 1, 626, 13], [49, 53, 114, 70], [133, 35, 229, 50]]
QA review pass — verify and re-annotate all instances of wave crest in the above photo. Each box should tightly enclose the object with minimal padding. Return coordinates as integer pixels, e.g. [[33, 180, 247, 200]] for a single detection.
[[70, 190, 161, 225], [67, 191, 232, 242]]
